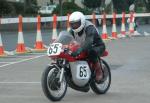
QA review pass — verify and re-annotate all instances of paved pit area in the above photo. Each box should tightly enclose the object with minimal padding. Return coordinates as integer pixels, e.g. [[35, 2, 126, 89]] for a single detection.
[[0, 37, 150, 103]]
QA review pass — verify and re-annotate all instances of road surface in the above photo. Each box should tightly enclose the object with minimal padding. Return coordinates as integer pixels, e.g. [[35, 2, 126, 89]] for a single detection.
[[0, 36, 150, 103]]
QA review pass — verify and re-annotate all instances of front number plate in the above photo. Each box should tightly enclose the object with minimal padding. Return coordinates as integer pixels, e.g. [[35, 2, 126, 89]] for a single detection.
[[47, 43, 62, 56]]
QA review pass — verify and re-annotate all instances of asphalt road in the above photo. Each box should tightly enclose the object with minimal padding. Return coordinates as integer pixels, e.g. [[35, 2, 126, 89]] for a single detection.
[[0, 36, 150, 103]]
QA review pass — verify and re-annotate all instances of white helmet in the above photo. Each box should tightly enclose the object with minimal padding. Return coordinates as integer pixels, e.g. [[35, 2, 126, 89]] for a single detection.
[[69, 11, 86, 33]]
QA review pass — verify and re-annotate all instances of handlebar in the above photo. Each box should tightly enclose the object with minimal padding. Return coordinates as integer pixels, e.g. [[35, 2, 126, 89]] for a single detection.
[[63, 48, 72, 56]]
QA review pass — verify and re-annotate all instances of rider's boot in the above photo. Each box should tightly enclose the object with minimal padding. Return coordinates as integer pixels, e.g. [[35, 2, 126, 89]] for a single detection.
[[92, 61, 104, 83]]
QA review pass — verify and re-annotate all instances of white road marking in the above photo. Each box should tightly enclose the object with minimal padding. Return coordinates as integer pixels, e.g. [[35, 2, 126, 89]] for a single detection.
[[0, 62, 15, 63], [0, 55, 46, 68], [0, 82, 40, 84]]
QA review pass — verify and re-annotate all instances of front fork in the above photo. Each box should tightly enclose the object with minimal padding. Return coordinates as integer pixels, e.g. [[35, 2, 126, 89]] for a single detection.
[[59, 60, 66, 83]]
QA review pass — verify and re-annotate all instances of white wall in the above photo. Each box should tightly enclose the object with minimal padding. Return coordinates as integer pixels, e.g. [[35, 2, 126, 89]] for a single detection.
[[75, 0, 84, 8], [7, 0, 24, 2]]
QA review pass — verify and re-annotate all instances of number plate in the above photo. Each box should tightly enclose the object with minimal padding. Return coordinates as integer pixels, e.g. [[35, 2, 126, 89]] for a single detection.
[[47, 43, 62, 56], [76, 65, 90, 80]]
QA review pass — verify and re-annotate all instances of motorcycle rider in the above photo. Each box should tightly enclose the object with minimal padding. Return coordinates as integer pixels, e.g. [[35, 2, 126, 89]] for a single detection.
[[69, 11, 106, 83]]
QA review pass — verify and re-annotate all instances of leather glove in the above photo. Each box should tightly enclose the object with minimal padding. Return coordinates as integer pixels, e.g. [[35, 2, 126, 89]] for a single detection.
[[71, 48, 83, 57]]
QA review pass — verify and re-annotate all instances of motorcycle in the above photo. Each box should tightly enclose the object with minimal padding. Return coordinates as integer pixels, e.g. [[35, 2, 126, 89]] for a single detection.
[[41, 31, 111, 101]]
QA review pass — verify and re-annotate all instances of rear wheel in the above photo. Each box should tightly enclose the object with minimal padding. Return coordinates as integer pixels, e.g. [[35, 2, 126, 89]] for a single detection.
[[41, 65, 67, 101], [90, 59, 111, 94]]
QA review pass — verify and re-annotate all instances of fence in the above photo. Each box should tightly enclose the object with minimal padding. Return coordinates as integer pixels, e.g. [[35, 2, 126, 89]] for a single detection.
[[0, 12, 150, 56]]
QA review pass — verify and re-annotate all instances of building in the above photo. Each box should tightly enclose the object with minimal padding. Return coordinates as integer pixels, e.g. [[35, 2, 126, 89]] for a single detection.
[[37, 0, 68, 6], [7, 0, 85, 8], [36, 0, 84, 8], [7, 0, 24, 2]]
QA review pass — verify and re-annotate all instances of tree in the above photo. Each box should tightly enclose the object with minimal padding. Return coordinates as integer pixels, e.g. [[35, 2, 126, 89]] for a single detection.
[[144, 0, 150, 12], [82, 0, 102, 10], [126, 0, 136, 6], [24, 0, 38, 15], [0, 0, 15, 16], [53, 2, 92, 16], [59, 0, 63, 16], [50, 0, 54, 4], [112, 0, 135, 13], [71, 0, 75, 3]]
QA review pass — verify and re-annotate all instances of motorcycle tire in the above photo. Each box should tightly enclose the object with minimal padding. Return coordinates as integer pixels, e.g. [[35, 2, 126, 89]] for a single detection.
[[41, 65, 67, 101], [90, 59, 111, 94]]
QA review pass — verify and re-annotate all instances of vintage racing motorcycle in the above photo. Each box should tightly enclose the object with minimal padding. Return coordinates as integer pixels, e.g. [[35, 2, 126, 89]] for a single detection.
[[41, 31, 111, 101]]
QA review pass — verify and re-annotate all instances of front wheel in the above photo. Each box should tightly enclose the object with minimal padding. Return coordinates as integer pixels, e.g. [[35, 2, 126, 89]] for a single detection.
[[90, 59, 111, 94], [41, 65, 67, 101]]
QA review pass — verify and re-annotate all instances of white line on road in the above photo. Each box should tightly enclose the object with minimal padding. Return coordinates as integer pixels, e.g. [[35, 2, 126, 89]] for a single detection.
[[0, 82, 40, 84], [0, 62, 15, 63], [0, 55, 46, 68]]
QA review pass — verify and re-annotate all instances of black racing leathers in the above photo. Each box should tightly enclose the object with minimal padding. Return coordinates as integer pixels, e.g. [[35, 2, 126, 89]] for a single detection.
[[70, 25, 105, 63]]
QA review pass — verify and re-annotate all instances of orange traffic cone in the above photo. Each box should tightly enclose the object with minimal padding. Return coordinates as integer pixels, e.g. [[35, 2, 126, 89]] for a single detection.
[[129, 12, 135, 34], [101, 12, 109, 40], [111, 12, 117, 39], [16, 15, 26, 53], [51, 14, 57, 42], [35, 15, 45, 50], [121, 12, 126, 36], [0, 33, 5, 56], [67, 14, 70, 31]]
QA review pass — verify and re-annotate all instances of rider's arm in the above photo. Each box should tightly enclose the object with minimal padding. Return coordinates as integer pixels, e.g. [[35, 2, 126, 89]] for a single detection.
[[81, 25, 105, 51], [80, 25, 96, 51]]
